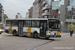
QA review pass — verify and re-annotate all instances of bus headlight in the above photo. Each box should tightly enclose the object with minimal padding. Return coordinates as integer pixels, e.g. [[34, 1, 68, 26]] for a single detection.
[[46, 31, 50, 35], [0, 29, 3, 32], [0, 29, 1, 31]]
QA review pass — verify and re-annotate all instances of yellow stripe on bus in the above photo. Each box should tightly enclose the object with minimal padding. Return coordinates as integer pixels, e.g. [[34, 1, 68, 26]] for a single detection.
[[9, 26, 12, 34], [57, 31, 59, 35], [27, 27, 32, 36]]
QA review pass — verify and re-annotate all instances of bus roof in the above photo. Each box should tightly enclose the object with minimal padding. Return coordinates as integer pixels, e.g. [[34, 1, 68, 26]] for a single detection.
[[6, 18, 60, 21]]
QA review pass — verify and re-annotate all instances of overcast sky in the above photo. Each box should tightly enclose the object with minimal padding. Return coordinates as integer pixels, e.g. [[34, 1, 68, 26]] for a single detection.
[[0, 0, 35, 19], [0, 0, 64, 19]]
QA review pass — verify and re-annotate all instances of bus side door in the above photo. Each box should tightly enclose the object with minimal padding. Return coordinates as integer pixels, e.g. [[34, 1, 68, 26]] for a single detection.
[[40, 21, 47, 37], [18, 21, 23, 36]]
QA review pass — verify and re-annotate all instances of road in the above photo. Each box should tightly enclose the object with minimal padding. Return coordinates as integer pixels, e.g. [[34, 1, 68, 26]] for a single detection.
[[0, 33, 53, 50], [0, 33, 75, 50]]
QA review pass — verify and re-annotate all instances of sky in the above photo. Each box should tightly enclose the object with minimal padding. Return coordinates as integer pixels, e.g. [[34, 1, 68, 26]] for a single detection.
[[0, 0, 35, 19], [0, 0, 64, 19]]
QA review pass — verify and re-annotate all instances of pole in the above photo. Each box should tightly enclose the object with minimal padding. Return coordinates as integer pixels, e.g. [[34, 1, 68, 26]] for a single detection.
[[72, 15, 73, 28]]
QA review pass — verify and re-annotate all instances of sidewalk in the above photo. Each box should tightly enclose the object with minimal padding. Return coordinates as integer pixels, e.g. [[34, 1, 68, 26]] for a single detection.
[[37, 33, 75, 50]]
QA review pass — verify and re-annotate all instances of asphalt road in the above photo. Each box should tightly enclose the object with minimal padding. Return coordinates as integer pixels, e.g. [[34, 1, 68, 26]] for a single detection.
[[0, 33, 72, 50], [0, 33, 53, 50]]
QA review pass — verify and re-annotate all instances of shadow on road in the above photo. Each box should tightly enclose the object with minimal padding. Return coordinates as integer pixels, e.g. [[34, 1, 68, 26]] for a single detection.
[[3, 34, 55, 41]]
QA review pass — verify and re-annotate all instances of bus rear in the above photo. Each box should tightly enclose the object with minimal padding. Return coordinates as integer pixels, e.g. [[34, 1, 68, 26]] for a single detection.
[[46, 19, 61, 39]]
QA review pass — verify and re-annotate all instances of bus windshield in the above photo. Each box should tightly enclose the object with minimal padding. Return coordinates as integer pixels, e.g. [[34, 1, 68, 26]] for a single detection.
[[0, 25, 4, 29], [48, 20, 61, 30]]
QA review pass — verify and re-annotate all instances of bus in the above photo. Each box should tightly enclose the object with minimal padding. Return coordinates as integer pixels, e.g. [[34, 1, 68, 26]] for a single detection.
[[0, 23, 4, 34], [5, 18, 61, 39]]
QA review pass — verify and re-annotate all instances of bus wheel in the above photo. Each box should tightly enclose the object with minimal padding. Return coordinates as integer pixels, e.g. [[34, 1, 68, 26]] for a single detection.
[[33, 33, 38, 38], [13, 31, 17, 36], [0, 33, 1, 34]]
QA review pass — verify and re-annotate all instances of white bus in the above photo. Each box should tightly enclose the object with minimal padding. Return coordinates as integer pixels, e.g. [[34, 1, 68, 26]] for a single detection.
[[5, 18, 61, 39], [0, 23, 4, 34]]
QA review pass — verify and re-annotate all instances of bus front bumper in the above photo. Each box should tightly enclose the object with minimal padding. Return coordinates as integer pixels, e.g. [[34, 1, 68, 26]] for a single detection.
[[46, 35, 61, 38]]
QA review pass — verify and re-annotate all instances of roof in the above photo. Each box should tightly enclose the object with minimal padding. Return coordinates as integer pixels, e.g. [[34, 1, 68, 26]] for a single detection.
[[6, 18, 59, 21]]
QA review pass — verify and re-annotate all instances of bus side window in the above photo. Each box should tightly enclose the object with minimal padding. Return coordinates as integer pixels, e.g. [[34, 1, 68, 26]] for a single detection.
[[12, 20, 18, 26], [32, 21, 39, 27], [6, 20, 11, 26], [24, 21, 31, 27]]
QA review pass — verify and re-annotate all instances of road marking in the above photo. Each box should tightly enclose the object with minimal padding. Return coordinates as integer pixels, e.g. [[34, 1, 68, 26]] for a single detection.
[[26, 40, 54, 50], [61, 34, 69, 38], [26, 34, 69, 50], [54, 34, 69, 40]]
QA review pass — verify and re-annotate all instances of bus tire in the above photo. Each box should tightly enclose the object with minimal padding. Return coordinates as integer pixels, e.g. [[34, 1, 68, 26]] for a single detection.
[[13, 31, 17, 36], [33, 33, 38, 38], [0, 33, 1, 34]]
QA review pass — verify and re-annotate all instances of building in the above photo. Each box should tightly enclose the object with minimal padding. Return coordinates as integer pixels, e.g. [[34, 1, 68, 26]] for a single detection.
[[33, 0, 40, 18], [26, 12, 29, 18], [0, 3, 4, 24], [39, 0, 51, 18], [66, 0, 75, 32], [15, 13, 22, 19], [29, 6, 33, 18], [39, 0, 60, 18], [51, 1, 60, 19], [60, 0, 75, 32]]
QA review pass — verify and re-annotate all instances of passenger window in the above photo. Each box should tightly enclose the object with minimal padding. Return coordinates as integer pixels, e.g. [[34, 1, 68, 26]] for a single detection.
[[12, 20, 18, 26], [6, 20, 11, 26], [24, 21, 31, 27], [32, 21, 39, 27]]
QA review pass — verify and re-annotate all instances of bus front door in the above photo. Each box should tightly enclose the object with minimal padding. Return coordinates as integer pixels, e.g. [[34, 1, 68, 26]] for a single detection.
[[18, 21, 23, 36], [40, 21, 47, 37]]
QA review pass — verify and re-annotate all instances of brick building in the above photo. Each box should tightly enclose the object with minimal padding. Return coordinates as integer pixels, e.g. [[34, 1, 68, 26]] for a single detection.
[[29, 6, 33, 18]]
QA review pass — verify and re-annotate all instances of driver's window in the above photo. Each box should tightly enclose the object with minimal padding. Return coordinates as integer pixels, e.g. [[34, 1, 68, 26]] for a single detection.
[[49, 23, 53, 28]]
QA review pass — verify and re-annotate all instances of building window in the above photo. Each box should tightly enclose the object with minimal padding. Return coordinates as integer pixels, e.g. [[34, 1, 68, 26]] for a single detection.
[[70, 0, 75, 6], [44, 10, 48, 13], [43, 16, 48, 18]]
